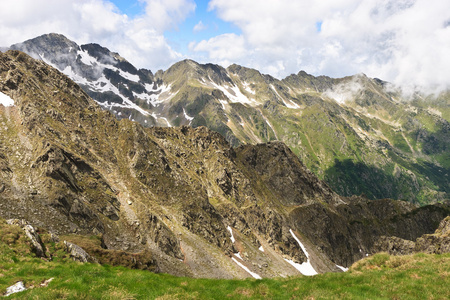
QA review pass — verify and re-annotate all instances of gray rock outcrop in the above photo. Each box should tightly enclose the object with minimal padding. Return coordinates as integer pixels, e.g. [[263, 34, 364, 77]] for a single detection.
[[63, 241, 98, 263], [6, 219, 46, 258]]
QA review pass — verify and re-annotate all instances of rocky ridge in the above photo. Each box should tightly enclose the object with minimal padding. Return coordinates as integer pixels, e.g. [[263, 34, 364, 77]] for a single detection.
[[8, 34, 450, 205], [0, 50, 449, 278]]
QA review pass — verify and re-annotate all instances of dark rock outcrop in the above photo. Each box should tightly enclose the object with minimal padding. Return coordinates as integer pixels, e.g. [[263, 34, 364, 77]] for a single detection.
[[374, 216, 450, 255]]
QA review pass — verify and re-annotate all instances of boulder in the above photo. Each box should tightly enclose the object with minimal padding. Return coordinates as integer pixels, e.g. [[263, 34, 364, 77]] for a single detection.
[[63, 241, 98, 263], [4, 281, 26, 297]]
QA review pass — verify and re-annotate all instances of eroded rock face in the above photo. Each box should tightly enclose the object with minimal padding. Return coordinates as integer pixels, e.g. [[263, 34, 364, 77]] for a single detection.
[[373, 236, 416, 255], [236, 142, 339, 206], [0, 50, 448, 278], [290, 199, 450, 267], [374, 216, 450, 255]]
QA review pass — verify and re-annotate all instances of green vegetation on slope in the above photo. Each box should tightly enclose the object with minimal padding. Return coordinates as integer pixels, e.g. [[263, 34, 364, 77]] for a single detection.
[[1, 220, 449, 299]]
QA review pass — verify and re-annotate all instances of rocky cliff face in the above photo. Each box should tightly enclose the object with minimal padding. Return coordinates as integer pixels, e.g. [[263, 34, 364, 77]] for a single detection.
[[8, 33, 449, 205], [0, 50, 448, 278], [374, 216, 450, 255]]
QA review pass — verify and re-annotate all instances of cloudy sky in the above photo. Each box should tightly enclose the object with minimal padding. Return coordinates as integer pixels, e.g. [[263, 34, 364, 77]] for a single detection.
[[1, 0, 449, 91]]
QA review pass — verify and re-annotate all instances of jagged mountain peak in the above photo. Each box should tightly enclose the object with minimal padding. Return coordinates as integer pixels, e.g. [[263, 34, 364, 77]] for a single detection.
[[227, 64, 277, 86], [282, 70, 335, 92], [11, 33, 79, 52], [163, 58, 233, 89], [9, 33, 165, 126], [10, 33, 80, 71]]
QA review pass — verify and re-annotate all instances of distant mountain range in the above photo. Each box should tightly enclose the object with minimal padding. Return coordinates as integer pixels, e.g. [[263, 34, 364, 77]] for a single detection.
[[7, 33, 450, 204]]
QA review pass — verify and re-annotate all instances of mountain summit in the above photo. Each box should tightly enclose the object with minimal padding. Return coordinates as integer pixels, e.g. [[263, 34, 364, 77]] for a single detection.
[[8, 33, 450, 205]]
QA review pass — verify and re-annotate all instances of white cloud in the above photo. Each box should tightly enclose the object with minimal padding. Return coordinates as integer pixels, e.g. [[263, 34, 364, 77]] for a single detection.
[[323, 74, 365, 103], [140, 0, 196, 31], [0, 0, 195, 71], [193, 20, 207, 32], [1, 0, 449, 92], [189, 33, 246, 65], [191, 0, 450, 92]]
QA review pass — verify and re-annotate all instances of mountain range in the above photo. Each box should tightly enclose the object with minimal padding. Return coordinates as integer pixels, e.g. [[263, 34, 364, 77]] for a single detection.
[[0, 47, 449, 278], [7, 33, 449, 205]]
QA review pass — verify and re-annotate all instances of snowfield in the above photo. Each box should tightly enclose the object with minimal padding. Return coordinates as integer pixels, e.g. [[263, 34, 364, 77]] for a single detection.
[[227, 226, 236, 243], [0, 92, 14, 106], [285, 229, 318, 276], [232, 256, 262, 279]]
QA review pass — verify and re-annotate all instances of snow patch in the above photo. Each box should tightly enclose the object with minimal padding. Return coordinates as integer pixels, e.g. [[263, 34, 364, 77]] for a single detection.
[[119, 70, 140, 82], [38, 53, 58, 69], [287, 229, 318, 276], [78, 73, 152, 117], [144, 83, 156, 91], [0, 92, 14, 107], [144, 84, 175, 107], [160, 117, 172, 127], [290, 229, 310, 258], [283, 258, 317, 276], [183, 108, 194, 122], [211, 81, 256, 106], [97, 96, 150, 117], [132, 91, 152, 102], [336, 265, 348, 272], [242, 81, 256, 95], [231, 257, 262, 279], [234, 252, 243, 260], [78, 50, 139, 82], [262, 115, 278, 140], [78, 50, 98, 66], [227, 226, 235, 243], [218, 99, 228, 110], [62, 66, 89, 86], [270, 84, 300, 109]]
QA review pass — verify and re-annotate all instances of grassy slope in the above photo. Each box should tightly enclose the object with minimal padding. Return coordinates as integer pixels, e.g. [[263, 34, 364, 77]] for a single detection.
[[1, 221, 449, 299]]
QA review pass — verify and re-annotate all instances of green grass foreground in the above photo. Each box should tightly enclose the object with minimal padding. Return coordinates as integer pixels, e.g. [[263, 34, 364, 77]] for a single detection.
[[0, 221, 449, 299], [1, 252, 449, 299]]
